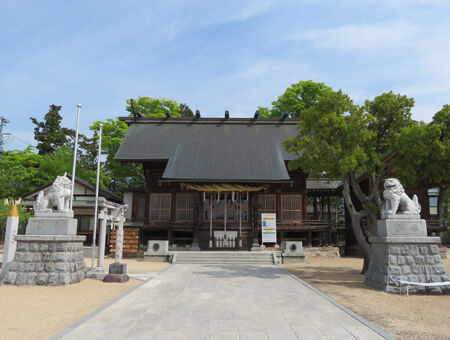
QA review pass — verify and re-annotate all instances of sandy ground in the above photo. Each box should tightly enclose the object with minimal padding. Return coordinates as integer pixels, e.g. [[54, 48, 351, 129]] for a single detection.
[[84, 256, 170, 274], [0, 253, 169, 340], [283, 256, 450, 340]]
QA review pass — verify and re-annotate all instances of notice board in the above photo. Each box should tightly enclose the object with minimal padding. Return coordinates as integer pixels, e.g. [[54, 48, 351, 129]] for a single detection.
[[261, 213, 277, 243]]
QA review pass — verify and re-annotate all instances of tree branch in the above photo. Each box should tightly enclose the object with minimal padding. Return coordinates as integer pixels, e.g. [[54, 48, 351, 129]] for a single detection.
[[349, 172, 369, 203]]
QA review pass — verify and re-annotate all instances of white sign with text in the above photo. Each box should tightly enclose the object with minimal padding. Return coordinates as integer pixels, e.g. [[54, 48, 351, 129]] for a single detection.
[[261, 213, 277, 243]]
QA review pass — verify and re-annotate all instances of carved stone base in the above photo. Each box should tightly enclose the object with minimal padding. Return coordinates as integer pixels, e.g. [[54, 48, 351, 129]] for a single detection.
[[26, 216, 77, 235], [365, 236, 449, 294], [2, 235, 86, 286], [377, 218, 427, 237]]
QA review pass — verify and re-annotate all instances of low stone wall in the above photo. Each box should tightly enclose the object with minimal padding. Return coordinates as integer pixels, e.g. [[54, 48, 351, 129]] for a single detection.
[[304, 246, 340, 258], [2, 235, 86, 286], [365, 237, 449, 294]]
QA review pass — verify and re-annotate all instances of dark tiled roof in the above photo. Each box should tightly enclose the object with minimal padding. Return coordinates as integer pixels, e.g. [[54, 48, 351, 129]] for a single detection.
[[115, 118, 299, 182]]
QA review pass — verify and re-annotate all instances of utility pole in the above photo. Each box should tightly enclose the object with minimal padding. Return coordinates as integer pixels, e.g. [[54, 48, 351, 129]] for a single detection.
[[0, 116, 11, 159]]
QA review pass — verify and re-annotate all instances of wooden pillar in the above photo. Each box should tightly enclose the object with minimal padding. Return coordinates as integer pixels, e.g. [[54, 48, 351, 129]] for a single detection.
[[191, 204, 200, 250], [320, 196, 325, 220], [144, 164, 151, 224], [313, 196, 318, 219], [302, 194, 307, 220], [327, 195, 331, 223]]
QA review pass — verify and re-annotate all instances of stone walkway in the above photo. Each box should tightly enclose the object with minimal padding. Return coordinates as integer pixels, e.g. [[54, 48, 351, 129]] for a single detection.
[[57, 264, 389, 340]]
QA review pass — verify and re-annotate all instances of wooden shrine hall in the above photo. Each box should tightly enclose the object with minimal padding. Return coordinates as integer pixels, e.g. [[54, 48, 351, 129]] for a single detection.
[[116, 115, 335, 250]]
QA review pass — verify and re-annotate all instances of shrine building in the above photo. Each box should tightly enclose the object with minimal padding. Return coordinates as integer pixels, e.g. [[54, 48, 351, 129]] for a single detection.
[[117, 114, 340, 250]]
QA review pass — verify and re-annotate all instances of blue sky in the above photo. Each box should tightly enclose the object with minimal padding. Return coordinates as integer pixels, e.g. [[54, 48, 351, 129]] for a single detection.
[[2, 0, 449, 150]]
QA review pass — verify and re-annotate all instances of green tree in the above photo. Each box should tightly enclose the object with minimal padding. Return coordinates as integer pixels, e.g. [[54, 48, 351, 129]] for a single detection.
[[284, 90, 414, 272], [393, 105, 450, 221], [178, 103, 194, 117], [91, 96, 193, 194], [90, 119, 143, 194], [0, 147, 43, 199], [0, 146, 97, 200], [259, 80, 333, 118], [125, 97, 182, 117], [30, 105, 73, 155]]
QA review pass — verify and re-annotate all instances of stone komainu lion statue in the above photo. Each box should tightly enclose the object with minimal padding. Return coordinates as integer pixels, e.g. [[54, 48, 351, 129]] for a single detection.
[[382, 178, 421, 216], [35, 175, 72, 213]]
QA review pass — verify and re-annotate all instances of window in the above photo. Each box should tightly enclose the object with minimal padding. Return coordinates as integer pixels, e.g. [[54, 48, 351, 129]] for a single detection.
[[176, 194, 195, 221], [257, 194, 276, 220], [281, 195, 302, 221], [257, 194, 276, 213], [150, 193, 171, 221], [429, 196, 438, 216], [76, 215, 93, 231]]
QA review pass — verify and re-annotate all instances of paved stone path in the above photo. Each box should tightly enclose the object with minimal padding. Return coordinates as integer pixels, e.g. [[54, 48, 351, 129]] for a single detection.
[[58, 264, 388, 340]]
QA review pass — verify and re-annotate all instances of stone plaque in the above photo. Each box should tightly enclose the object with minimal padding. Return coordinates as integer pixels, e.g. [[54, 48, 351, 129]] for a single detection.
[[377, 219, 427, 237]]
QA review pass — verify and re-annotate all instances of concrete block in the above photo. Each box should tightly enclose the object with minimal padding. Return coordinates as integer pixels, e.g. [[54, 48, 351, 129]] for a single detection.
[[144, 255, 170, 262], [109, 263, 127, 275], [146, 240, 169, 255], [281, 241, 303, 254], [281, 253, 306, 264]]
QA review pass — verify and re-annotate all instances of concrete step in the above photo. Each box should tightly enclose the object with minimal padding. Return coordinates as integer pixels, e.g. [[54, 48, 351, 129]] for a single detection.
[[173, 251, 276, 264]]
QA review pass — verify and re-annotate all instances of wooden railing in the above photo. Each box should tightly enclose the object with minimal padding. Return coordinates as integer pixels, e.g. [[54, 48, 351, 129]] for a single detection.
[[211, 236, 249, 251]]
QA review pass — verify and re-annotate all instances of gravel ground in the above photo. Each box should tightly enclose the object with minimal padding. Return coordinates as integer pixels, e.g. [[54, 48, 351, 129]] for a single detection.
[[0, 254, 169, 340], [283, 256, 450, 340]]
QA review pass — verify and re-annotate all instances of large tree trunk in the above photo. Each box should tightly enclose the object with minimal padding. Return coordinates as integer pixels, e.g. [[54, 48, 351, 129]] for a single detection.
[[342, 175, 374, 274]]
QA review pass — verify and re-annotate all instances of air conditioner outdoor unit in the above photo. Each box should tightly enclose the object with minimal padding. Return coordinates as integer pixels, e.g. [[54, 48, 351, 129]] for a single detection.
[[146, 240, 169, 254], [282, 241, 303, 254]]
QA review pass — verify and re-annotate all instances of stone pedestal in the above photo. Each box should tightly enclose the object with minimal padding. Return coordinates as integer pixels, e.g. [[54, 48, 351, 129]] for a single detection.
[[103, 263, 129, 283], [365, 218, 449, 294], [144, 241, 170, 262], [2, 235, 86, 286], [281, 241, 306, 263], [26, 213, 77, 235]]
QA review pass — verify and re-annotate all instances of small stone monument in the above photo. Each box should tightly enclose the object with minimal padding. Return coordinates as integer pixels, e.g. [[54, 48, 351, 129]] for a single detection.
[[365, 178, 449, 294], [2, 175, 86, 286], [103, 204, 129, 283], [144, 240, 170, 262], [281, 241, 306, 263]]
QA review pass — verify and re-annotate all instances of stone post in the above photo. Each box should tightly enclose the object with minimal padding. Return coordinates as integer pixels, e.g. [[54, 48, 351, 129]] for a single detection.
[[96, 208, 108, 269], [115, 218, 124, 264], [1, 205, 19, 277], [103, 204, 129, 283]]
